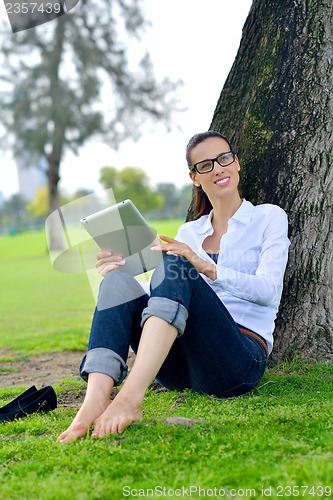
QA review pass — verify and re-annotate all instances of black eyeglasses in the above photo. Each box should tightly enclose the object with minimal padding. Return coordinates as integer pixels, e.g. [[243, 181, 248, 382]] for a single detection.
[[189, 151, 236, 174]]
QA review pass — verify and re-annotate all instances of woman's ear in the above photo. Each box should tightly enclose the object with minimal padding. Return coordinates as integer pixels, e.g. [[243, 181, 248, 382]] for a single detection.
[[189, 171, 200, 187], [235, 154, 240, 171]]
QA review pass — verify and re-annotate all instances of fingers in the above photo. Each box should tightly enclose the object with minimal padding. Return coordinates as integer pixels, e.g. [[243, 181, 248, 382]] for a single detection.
[[97, 261, 126, 277], [96, 250, 124, 262], [96, 255, 125, 269], [159, 235, 175, 243], [150, 244, 163, 251], [150, 235, 176, 252], [95, 250, 126, 275], [151, 236, 190, 258], [96, 250, 112, 260], [151, 244, 179, 255]]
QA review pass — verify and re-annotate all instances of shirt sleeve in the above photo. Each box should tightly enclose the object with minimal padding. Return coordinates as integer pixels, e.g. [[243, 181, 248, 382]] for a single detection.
[[210, 208, 290, 306]]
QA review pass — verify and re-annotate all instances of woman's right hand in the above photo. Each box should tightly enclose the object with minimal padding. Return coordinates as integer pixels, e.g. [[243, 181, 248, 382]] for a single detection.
[[95, 250, 126, 277]]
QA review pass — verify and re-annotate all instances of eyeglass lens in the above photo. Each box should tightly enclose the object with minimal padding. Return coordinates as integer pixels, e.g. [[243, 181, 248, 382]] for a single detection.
[[196, 152, 234, 173]]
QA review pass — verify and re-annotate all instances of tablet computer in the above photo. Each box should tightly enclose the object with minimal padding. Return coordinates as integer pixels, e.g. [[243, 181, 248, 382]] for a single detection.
[[80, 199, 163, 276]]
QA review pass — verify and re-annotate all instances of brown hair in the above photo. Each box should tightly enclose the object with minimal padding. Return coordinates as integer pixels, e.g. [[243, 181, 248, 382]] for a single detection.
[[186, 131, 233, 219]]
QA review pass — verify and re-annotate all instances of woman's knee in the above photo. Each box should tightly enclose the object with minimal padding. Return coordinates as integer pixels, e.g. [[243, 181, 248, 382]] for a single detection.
[[97, 272, 147, 310]]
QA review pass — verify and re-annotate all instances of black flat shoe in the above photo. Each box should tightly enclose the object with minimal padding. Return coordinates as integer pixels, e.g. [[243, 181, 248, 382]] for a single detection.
[[0, 386, 37, 413], [0, 386, 57, 423]]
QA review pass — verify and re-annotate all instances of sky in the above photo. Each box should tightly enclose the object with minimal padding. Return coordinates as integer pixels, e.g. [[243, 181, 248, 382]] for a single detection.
[[0, 0, 252, 199]]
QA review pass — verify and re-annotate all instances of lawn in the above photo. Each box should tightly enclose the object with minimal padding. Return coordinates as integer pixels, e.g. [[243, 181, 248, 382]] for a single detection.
[[0, 225, 333, 499]]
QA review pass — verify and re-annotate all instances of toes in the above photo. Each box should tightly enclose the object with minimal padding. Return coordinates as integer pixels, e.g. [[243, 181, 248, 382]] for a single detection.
[[91, 417, 127, 437], [89, 402, 141, 438], [57, 432, 67, 442], [91, 418, 102, 438], [116, 417, 132, 434], [57, 424, 88, 443]]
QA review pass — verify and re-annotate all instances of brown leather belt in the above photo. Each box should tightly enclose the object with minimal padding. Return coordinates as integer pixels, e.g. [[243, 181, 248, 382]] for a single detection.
[[239, 327, 269, 358]]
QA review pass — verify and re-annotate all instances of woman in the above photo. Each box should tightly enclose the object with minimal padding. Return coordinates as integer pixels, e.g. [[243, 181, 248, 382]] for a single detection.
[[57, 131, 290, 442]]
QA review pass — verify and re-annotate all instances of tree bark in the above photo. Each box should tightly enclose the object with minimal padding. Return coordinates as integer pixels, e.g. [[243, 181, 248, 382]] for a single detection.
[[208, 0, 333, 363]]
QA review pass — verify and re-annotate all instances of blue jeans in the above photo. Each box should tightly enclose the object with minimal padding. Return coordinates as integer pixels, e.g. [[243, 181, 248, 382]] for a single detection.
[[80, 255, 267, 398]]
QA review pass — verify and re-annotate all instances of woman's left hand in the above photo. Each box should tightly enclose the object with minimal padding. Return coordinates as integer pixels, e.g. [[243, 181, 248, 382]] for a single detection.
[[151, 235, 194, 260], [151, 235, 217, 281]]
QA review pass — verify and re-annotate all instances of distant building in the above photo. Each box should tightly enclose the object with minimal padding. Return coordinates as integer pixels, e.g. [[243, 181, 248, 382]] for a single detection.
[[16, 155, 48, 202]]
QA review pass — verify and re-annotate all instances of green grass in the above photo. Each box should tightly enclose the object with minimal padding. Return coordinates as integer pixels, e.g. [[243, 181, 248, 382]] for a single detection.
[[0, 220, 181, 355], [1, 226, 333, 499]]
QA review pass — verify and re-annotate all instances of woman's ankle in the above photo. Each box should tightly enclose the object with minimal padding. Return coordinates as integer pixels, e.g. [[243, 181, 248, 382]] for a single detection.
[[116, 383, 145, 408]]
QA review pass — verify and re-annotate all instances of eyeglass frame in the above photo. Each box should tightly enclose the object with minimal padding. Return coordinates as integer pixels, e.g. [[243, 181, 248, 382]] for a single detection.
[[189, 151, 236, 174]]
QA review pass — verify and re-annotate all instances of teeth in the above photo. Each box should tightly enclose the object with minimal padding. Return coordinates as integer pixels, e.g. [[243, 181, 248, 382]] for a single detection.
[[216, 177, 229, 185]]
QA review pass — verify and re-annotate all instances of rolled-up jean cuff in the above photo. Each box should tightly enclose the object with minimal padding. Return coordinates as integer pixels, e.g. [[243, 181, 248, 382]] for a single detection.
[[140, 297, 188, 336], [80, 347, 128, 385]]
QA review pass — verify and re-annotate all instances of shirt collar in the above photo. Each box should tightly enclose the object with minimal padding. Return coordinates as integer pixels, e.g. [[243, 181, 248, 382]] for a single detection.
[[231, 199, 254, 225], [196, 199, 254, 234]]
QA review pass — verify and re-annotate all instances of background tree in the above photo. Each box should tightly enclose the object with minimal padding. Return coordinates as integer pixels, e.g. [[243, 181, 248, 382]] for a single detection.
[[0, 0, 180, 249], [99, 166, 163, 214], [0, 193, 28, 232], [206, 0, 333, 362], [155, 182, 192, 219], [27, 187, 49, 218]]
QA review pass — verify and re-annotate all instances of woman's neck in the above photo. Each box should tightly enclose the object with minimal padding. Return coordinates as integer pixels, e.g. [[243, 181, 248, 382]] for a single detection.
[[210, 195, 243, 228]]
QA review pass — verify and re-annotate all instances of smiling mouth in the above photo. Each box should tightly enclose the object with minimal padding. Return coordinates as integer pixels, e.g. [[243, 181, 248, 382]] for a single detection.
[[215, 177, 230, 185]]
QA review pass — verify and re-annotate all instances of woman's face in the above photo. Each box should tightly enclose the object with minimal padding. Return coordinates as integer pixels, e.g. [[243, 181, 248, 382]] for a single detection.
[[189, 137, 241, 202]]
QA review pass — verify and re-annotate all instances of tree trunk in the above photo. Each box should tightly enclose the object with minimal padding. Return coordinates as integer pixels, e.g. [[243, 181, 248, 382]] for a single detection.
[[46, 17, 66, 251], [47, 156, 64, 251], [208, 0, 333, 363]]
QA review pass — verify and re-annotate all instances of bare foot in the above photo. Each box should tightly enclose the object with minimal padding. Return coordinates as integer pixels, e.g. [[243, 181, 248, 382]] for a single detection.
[[57, 396, 110, 443], [91, 393, 142, 437], [57, 422, 89, 443]]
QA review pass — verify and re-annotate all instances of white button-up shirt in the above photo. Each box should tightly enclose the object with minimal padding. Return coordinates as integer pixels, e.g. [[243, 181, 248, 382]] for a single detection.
[[175, 199, 290, 354]]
